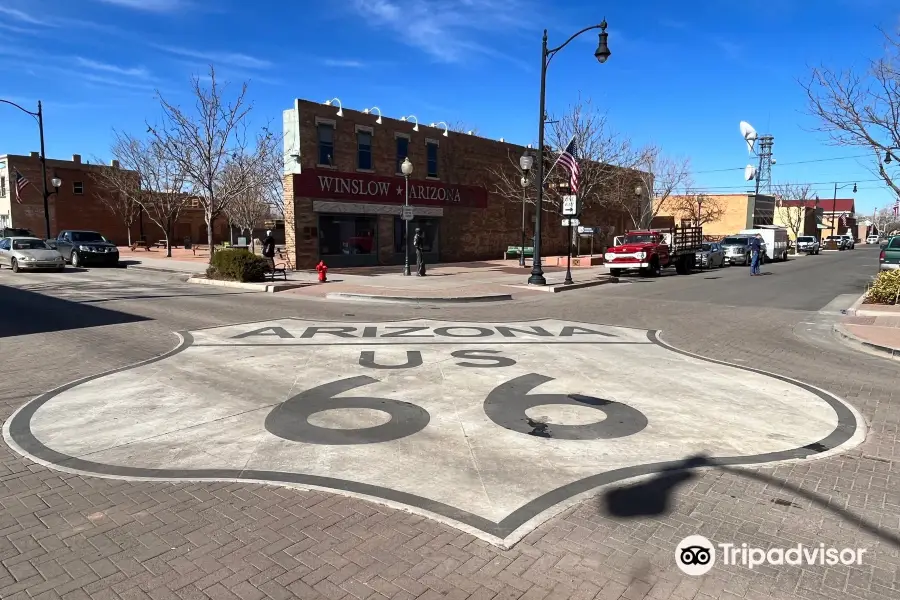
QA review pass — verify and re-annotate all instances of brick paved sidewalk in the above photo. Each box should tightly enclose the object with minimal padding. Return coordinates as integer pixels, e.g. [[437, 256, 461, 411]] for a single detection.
[[840, 304, 900, 355]]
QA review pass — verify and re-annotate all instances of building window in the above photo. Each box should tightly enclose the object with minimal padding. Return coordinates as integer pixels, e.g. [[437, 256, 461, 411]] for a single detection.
[[73, 181, 84, 195], [426, 141, 439, 178], [357, 130, 372, 170], [317, 123, 335, 166], [318, 215, 377, 256], [396, 136, 409, 174], [394, 217, 439, 255], [0, 176, 6, 198]]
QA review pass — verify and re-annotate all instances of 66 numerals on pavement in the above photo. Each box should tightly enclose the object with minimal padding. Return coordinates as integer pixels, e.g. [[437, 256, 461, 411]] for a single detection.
[[264, 349, 648, 445]]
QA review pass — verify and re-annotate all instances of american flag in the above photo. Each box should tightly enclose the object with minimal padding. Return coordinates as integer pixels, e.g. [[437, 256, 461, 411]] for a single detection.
[[557, 139, 580, 194], [840, 212, 848, 226], [13, 168, 29, 204]]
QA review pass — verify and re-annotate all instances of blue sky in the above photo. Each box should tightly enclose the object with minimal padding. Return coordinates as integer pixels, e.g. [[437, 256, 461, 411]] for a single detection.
[[1, 0, 898, 215]]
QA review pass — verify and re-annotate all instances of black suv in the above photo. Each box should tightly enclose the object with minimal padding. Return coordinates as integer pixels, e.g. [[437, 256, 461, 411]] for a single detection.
[[49, 230, 119, 267]]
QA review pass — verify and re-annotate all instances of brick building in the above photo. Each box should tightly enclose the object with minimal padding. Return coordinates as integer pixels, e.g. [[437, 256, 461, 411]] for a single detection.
[[0, 153, 227, 244], [656, 193, 777, 239], [778, 198, 857, 240], [281, 99, 636, 269]]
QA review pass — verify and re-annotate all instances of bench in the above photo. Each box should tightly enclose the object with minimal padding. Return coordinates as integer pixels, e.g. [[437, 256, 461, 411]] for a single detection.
[[191, 244, 210, 256], [130, 240, 150, 251], [276, 248, 293, 270], [504, 246, 535, 260], [264, 257, 287, 281], [153, 240, 174, 249]]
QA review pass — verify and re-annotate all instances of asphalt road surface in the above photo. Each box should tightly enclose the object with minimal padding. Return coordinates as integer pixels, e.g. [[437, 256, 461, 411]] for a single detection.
[[0, 247, 897, 600]]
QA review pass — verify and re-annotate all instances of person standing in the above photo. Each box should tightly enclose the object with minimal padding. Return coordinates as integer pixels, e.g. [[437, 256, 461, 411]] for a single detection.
[[413, 228, 426, 276], [749, 233, 762, 276], [262, 229, 276, 269]]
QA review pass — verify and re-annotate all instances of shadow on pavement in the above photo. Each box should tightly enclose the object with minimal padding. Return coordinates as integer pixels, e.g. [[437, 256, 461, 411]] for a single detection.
[[599, 454, 900, 549], [0, 283, 150, 338]]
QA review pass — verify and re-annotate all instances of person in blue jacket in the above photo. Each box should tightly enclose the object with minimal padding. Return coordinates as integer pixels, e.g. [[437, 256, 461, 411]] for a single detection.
[[749, 233, 763, 276]]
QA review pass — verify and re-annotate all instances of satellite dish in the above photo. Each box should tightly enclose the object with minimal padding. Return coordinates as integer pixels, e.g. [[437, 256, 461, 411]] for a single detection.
[[740, 121, 758, 154], [744, 165, 757, 181]]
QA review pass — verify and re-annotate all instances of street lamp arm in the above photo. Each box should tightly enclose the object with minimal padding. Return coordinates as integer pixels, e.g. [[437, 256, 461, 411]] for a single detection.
[[0, 98, 39, 118], [547, 24, 605, 56]]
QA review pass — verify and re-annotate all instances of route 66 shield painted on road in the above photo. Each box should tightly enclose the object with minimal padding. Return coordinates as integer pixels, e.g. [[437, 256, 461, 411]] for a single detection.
[[3, 319, 864, 547]]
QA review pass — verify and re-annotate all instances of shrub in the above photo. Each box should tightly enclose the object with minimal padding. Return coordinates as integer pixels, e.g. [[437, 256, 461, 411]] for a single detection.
[[206, 249, 269, 283], [865, 269, 900, 305]]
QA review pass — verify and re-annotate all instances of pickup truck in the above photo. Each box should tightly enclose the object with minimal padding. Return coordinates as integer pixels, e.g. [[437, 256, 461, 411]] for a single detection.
[[604, 225, 703, 276], [880, 235, 900, 271]]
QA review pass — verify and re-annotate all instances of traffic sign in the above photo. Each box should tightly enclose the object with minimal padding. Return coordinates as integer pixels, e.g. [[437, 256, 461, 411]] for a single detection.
[[578, 226, 595, 234], [401, 206, 414, 220], [562, 195, 579, 216], [562, 218, 580, 227]]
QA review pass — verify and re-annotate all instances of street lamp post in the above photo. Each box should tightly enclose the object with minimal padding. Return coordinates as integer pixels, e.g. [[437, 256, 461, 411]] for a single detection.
[[519, 151, 534, 268], [0, 99, 53, 239], [401, 157, 413, 276], [831, 182, 857, 237], [529, 20, 610, 285]]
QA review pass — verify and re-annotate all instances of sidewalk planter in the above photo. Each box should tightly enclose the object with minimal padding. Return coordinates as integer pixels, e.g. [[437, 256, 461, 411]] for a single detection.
[[206, 249, 269, 283], [865, 270, 900, 305]]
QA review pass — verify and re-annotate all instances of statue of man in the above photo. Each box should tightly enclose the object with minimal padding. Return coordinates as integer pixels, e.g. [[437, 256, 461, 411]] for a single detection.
[[413, 227, 426, 276]]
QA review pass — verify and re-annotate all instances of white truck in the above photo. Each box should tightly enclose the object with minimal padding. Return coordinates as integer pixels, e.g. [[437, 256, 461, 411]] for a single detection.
[[739, 226, 789, 261]]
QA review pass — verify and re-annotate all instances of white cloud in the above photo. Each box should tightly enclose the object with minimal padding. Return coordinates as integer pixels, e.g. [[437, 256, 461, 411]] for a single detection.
[[323, 59, 365, 68], [0, 6, 47, 25], [349, 0, 535, 64], [153, 44, 272, 69], [74, 57, 151, 78], [92, 0, 188, 11]]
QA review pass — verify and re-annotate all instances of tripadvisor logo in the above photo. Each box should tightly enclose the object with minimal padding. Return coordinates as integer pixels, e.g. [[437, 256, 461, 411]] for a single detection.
[[675, 536, 867, 575]]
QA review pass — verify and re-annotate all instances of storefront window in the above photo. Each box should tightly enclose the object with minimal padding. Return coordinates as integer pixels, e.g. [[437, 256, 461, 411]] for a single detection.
[[317, 123, 334, 166], [426, 142, 439, 177], [394, 217, 439, 254], [319, 215, 377, 256]]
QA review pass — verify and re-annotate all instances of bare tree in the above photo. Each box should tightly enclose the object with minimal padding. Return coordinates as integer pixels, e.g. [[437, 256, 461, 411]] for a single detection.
[[670, 190, 726, 227], [225, 175, 270, 253], [873, 207, 899, 235], [771, 183, 814, 251], [97, 132, 189, 257], [90, 164, 140, 245], [803, 29, 900, 196], [148, 65, 273, 260], [447, 120, 478, 135], [486, 97, 643, 217], [608, 146, 692, 228]]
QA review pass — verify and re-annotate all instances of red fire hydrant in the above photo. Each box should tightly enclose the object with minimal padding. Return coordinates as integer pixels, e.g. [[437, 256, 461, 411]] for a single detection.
[[316, 260, 328, 282]]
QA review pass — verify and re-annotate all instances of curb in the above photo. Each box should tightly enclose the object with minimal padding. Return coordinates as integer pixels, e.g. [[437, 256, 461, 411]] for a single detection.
[[844, 292, 868, 316], [325, 292, 513, 304], [508, 275, 618, 294], [123, 264, 202, 276], [833, 323, 900, 361], [187, 277, 312, 294]]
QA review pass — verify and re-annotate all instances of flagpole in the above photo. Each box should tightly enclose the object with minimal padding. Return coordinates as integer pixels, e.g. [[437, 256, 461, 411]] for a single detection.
[[37, 101, 51, 239]]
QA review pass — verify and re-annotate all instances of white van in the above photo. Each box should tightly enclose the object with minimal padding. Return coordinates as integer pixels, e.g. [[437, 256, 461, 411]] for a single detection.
[[739, 226, 790, 261]]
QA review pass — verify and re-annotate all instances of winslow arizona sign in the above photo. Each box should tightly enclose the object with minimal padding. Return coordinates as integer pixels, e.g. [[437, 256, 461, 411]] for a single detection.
[[3, 319, 864, 547], [293, 169, 489, 208]]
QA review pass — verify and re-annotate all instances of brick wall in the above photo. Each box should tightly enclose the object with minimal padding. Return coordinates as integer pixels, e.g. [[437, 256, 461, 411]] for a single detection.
[[283, 100, 634, 269], [658, 193, 779, 238], [3, 154, 227, 244]]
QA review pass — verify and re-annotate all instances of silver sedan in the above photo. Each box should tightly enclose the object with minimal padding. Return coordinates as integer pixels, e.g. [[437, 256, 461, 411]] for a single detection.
[[0, 237, 66, 272], [696, 242, 725, 269]]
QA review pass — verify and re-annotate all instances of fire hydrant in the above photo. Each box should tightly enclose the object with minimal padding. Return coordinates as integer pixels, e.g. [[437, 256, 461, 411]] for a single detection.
[[316, 260, 328, 282]]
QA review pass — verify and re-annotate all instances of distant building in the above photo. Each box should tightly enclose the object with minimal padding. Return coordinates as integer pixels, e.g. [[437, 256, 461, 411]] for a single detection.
[[655, 193, 777, 239], [777, 198, 856, 240], [0, 153, 227, 244]]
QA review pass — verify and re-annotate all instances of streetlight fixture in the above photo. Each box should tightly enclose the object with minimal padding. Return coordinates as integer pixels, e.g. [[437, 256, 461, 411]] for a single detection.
[[363, 106, 382, 124], [401, 157, 414, 276], [519, 150, 534, 268], [0, 98, 54, 239], [429, 121, 450, 137], [324, 98, 343, 117], [529, 19, 610, 286], [831, 181, 857, 237], [400, 115, 419, 132]]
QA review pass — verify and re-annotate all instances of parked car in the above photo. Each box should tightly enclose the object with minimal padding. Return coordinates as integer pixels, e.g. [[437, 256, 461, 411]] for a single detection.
[[47, 230, 119, 267], [880, 235, 900, 271], [720, 235, 769, 266], [696, 242, 725, 269], [867, 235, 880, 245], [0, 237, 66, 272], [795, 235, 820, 255], [823, 235, 847, 250], [839, 234, 856, 249], [1, 227, 36, 239]]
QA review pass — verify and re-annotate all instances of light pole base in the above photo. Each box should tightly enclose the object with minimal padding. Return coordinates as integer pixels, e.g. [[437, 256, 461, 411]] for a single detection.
[[564, 275, 573, 285], [527, 274, 547, 286], [404, 267, 411, 276]]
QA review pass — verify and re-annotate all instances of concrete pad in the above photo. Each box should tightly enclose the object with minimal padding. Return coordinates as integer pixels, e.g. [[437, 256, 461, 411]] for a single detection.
[[4, 318, 865, 548], [187, 277, 313, 293]]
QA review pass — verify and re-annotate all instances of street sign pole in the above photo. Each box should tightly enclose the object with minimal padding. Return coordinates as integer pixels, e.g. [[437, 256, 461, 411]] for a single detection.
[[564, 222, 573, 285]]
